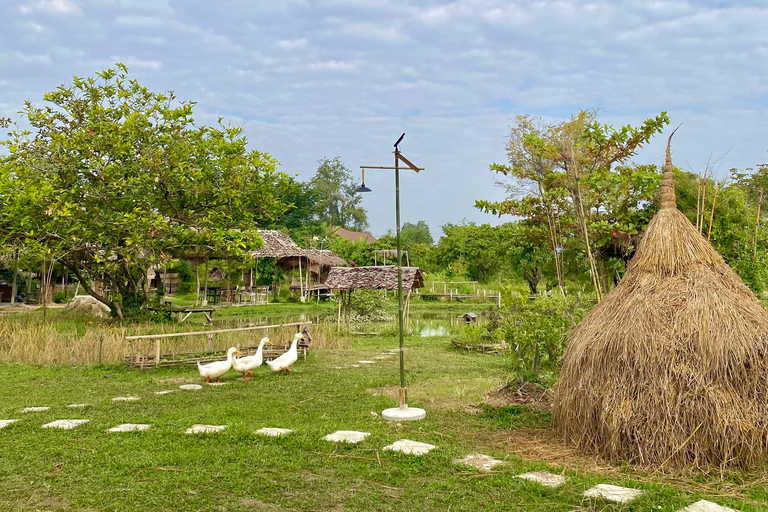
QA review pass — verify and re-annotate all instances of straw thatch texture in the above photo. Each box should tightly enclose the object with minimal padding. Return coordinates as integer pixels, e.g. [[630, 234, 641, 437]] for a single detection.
[[249, 230, 305, 258], [324, 266, 424, 291], [553, 140, 768, 469]]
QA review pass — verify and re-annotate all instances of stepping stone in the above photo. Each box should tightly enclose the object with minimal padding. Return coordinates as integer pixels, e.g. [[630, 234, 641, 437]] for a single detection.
[[207, 382, 229, 386], [516, 470, 568, 488], [154, 390, 175, 395], [323, 430, 370, 443], [107, 423, 150, 432], [67, 404, 89, 408], [180, 384, 203, 390], [357, 360, 375, 364], [584, 484, 643, 504], [680, 500, 741, 512], [374, 356, 391, 360], [255, 427, 292, 437], [42, 419, 90, 430], [328, 366, 345, 369], [186, 424, 226, 434], [0, 419, 19, 429], [112, 396, 140, 402], [454, 453, 505, 472], [350, 364, 360, 368], [383, 439, 435, 455], [21, 406, 50, 413]]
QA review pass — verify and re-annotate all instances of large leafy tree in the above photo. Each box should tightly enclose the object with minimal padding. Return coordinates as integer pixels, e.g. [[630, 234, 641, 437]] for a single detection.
[[477, 110, 669, 298], [401, 220, 434, 248], [310, 156, 368, 230], [0, 65, 291, 319]]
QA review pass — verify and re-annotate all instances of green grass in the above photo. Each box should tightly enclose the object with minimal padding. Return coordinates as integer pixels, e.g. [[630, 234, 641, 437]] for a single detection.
[[1, 335, 765, 511]]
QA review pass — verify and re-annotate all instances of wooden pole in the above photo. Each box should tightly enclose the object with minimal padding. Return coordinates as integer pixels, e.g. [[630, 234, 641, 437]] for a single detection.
[[202, 259, 209, 306], [707, 181, 720, 242], [195, 258, 200, 307], [754, 188, 763, 257]]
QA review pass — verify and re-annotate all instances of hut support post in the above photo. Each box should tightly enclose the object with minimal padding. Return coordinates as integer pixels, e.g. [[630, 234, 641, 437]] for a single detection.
[[299, 258, 304, 301]]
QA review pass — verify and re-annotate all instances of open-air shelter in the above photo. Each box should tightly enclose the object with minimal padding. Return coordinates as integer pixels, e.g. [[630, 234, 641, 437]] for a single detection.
[[324, 265, 424, 324]]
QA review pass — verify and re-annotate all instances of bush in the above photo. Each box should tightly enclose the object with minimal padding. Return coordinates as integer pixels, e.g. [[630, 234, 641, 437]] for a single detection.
[[53, 292, 67, 304], [496, 293, 589, 381], [349, 289, 392, 322]]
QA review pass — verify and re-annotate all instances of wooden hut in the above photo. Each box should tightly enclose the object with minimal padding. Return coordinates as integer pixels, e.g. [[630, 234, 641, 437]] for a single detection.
[[249, 230, 347, 298], [324, 266, 424, 323], [554, 136, 768, 469]]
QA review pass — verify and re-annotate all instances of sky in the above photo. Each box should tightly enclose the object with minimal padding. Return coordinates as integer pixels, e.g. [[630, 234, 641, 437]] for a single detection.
[[1, 0, 767, 238]]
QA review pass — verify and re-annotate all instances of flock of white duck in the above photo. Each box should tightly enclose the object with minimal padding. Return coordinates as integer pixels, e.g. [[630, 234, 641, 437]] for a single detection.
[[197, 332, 306, 383]]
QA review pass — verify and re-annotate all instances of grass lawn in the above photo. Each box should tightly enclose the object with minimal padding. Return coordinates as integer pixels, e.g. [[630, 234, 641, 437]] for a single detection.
[[1, 334, 765, 511]]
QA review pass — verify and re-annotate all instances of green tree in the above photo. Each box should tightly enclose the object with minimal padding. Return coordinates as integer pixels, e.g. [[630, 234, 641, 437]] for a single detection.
[[310, 157, 368, 230], [432, 222, 507, 282], [401, 220, 433, 248], [0, 65, 291, 319], [477, 110, 669, 297]]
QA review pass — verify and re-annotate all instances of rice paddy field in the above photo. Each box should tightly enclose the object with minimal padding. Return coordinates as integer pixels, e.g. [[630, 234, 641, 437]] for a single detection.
[[1, 311, 767, 512]]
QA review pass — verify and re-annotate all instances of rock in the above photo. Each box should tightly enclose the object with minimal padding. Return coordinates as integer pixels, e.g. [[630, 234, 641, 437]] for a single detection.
[[255, 427, 292, 437], [516, 470, 568, 487], [454, 453, 505, 472], [383, 439, 435, 455], [323, 430, 370, 443], [41, 419, 90, 430], [64, 295, 111, 318], [185, 424, 226, 434], [583, 484, 643, 504], [107, 423, 150, 432]]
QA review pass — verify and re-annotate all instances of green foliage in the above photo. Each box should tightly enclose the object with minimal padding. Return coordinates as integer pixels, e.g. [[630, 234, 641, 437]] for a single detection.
[[348, 289, 392, 321], [477, 109, 669, 294], [311, 156, 368, 230], [0, 64, 292, 319], [431, 221, 508, 282], [401, 220, 433, 247], [496, 293, 588, 380]]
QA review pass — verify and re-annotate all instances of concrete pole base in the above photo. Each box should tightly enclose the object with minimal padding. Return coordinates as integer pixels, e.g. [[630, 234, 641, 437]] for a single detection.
[[381, 405, 426, 421]]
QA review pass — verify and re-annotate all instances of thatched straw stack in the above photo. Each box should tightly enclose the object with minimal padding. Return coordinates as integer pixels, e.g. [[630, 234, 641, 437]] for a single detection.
[[553, 135, 768, 469]]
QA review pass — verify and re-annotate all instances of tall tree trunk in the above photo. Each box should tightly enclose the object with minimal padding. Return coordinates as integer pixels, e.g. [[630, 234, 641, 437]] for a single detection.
[[754, 188, 763, 257], [10, 251, 19, 304]]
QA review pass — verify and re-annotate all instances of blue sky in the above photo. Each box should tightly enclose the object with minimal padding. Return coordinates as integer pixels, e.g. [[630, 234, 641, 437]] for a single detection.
[[1, 0, 767, 237]]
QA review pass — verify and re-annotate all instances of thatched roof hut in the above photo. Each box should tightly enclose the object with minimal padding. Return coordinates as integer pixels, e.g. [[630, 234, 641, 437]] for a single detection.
[[249, 230, 305, 259], [324, 266, 424, 291], [553, 136, 768, 468]]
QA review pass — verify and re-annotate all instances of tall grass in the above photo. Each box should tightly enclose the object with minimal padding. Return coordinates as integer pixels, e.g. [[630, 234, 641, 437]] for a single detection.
[[0, 310, 351, 365]]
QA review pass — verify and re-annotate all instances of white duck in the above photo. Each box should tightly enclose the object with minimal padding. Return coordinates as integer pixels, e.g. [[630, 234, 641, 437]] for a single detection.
[[197, 347, 240, 383], [266, 333, 305, 375], [233, 337, 273, 380]]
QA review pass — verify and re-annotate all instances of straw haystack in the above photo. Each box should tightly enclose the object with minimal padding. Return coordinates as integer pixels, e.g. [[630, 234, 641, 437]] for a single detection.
[[553, 136, 768, 469]]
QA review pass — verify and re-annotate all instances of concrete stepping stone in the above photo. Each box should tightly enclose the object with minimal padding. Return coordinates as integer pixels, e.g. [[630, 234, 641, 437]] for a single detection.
[[154, 390, 176, 395], [255, 427, 292, 437], [680, 500, 740, 512], [0, 419, 19, 429], [454, 453, 505, 472], [357, 360, 375, 364], [112, 396, 140, 402], [42, 419, 90, 430], [323, 430, 370, 443], [374, 355, 391, 360], [583, 484, 643, 504], [21, 406, 50, 413], [516, 470, 568, 488], [186, 424, 226, 434], [67, 404, 89, 408], [179, 384, 203, 390], [350, 364, 360, 368], [207, 382, 229, 386], [107, 423, 150, 432], [383, 439, 435, 455]]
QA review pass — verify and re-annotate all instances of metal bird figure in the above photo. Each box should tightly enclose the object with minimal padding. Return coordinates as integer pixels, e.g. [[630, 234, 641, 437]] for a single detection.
[[394, 133, 405, 151]]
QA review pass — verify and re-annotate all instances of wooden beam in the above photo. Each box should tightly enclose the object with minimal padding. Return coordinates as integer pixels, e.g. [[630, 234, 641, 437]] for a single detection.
[[396, 153, 421, 173], [359, 165, 424, 171]]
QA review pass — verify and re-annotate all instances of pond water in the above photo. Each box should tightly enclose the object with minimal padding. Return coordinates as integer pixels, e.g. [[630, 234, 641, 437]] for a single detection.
[[209, 308, 488, 337]]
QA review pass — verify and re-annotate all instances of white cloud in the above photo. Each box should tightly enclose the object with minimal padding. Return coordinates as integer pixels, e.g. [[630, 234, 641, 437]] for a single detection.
[[276, 38, 308, 49], [2, 0, 767, 235], [19, 0, 80, 14]]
